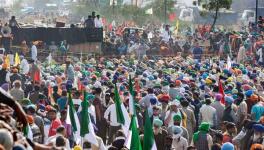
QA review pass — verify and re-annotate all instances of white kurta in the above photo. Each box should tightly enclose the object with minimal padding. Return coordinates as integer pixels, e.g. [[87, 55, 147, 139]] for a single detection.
[[20, 59, 29, 74], [31, 45, 37, 61]]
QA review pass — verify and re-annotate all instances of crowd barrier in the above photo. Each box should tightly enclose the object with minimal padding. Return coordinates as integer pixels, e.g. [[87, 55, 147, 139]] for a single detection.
[[12, 28, 103, 45], [25, 49, 218, 63]]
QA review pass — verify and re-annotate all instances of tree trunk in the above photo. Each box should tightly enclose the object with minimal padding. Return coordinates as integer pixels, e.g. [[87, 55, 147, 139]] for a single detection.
[[211, 1, 219, 32]]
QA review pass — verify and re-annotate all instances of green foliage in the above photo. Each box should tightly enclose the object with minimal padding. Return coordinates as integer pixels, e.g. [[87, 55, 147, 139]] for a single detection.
[[200, 0, 233, 30], [202, 0, 232, 11], [72, 0, 177, 25]]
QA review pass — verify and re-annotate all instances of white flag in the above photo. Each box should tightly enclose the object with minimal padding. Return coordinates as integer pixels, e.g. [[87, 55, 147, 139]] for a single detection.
[[227, 55, 232, 69], [145, 8, 153, 15]]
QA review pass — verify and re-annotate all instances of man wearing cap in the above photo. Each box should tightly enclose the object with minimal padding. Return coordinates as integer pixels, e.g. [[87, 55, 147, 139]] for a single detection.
[[10, 68, 22, 88], [46, 126, 70, 150], [27, 115, 42, 143], [26, 104, 44, 143], [171, 126, 188, 150], [222, 96, 236, 123], [153, 118, 168, 150], [192, 122, 213, 150], [251, 97, 264, 121], [248, 124, 264, 148], [150, 105, 162, 123], [221, 142, 235, 150], [165, 100, 183, 127], [167, 114, 189, 141], [139, 88, 158, 108], [9, 80, 24, 101]]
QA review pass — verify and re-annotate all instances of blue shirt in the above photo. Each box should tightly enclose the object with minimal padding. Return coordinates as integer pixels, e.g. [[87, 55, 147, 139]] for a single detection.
[[193, 47, 203, 60], [57, 97, 68, 111]]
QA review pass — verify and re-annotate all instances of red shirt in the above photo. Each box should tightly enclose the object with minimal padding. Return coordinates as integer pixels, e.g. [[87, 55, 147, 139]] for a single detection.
[[48, 118, 62, 137]]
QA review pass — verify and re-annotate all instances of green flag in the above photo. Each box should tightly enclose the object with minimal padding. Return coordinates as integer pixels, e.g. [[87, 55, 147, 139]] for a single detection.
[[129, 75, 134, 95], [66, 91, 81, 144], [80, 91, 90, 137], [129, 75, 136, 115], [143, 110, 157, 150], [68, 91, 77, 132], [127, 115, 142, 150], [114, 84, 125, 125]]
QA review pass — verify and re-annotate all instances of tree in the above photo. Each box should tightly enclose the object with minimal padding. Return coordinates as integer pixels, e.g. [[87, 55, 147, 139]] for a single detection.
[[201, 0, 232, 31], [149, 0, 175, 22]]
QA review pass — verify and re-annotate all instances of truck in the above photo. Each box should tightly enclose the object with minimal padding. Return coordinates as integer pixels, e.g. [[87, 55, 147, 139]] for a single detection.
[[241, 7, 264, 25], [178, 6, 239, 25]]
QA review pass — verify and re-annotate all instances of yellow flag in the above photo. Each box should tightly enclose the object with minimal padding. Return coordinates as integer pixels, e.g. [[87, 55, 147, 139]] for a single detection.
[[175, 19, 179, 35], [15, 52, 20, 66], [5, 55, 10, 68]]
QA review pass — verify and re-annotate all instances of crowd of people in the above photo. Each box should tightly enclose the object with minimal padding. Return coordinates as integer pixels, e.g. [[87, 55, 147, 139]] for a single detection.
[[0, 12, 264, 150], [103, 16, 264, 63]]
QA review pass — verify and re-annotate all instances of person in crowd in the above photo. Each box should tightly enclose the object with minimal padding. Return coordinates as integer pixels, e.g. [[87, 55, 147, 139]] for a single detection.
[[181, 99, 196, 143], [20, 56, 29, 75], [251, 96, 264, 121], [111, 130, 125, 149], [199, 98, 217, 129], [46, 126, 70, 149], [0, 20, 264, 150], [85, 16, 95, 28], [153, 118, 168, 150], [139, 88, 158, 108], [211, 94, 225, 129], [9, 68, 22, 87], [222, 122, 237, 143], [0, 63, 9, 86], [47, 108, 62, 137], [21, 40, 29, 56], [192, 41, 203, 62], [222, 96, 236, 123], [93, 87, 107, 143], [167, 114, 189, 141], [27, 115, 43, 143], [52, 86, 61, 104], [235, 92, 248, 131], [165, 100, 183, 127], [31, 41, 38, 62], [57, 90, 68, 112], [192, 122, 213, 150], [171, 126, 188, 150], [95, 15, 103, 28], [9, 80, 24, 101], [26, 104, 45, 143], [65, 60, 74, 82], [29, 85, 41, 104], [104, 99, 122, 144]]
